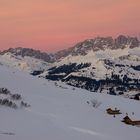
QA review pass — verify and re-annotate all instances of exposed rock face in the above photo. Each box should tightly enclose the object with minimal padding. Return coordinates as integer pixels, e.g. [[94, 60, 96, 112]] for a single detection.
[[93, 37, 114, 50], [115, 35, 139, 49]]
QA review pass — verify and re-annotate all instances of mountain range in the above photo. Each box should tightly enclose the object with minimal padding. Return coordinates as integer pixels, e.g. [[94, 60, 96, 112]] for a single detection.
[[0, 34, 140, 139], [0, 35, 140, 100], [1, 35, 139, 62]]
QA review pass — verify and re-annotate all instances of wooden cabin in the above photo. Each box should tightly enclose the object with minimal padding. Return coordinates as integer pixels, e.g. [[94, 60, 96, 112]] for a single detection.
[[122, 116, 140, 126], [106, 108, 122, 115]]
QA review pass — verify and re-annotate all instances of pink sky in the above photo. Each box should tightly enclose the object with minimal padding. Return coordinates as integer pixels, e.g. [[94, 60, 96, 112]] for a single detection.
[[0, 0, 140, 52]]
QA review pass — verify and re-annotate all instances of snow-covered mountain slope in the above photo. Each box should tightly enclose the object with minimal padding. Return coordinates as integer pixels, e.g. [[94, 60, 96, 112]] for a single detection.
[[42, 45, 140, 98], [0, 35, 140, 99], [0, 64, 140, 140], [49, 46, 140, 79], [0, 52, 51, 72]]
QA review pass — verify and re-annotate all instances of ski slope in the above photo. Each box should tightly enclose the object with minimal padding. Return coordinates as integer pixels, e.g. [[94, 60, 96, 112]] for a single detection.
[[0, 65, 140, 140]]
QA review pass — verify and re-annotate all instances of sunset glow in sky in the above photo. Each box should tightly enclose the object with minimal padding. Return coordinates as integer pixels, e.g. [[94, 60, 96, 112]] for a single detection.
[[0, 0, 140, 52]]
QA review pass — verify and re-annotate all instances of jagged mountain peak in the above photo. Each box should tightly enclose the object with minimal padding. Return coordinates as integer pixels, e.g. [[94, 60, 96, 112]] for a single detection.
[[55, 35, 140, 59], [74, 35, 139, 50], [114, 35, 139, 48]]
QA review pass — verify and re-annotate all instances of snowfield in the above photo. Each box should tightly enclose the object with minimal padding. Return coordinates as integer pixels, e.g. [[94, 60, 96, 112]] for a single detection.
[[0, 65, 140, 140], [0, 52, 50, 72]]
